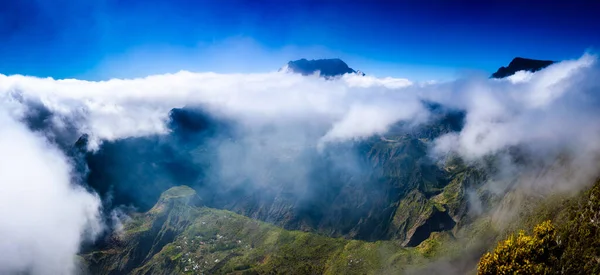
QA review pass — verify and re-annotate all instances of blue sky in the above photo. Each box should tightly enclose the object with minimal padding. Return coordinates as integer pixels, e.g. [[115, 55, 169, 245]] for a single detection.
[[1, 0, 599, 81]]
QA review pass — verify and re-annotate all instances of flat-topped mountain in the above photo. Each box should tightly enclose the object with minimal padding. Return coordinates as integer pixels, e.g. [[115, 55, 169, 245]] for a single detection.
[[491, 57, 555, 78], [282, 58, 365, 77]]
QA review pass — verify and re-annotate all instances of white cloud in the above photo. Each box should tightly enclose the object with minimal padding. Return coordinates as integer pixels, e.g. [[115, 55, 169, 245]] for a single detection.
[[0, 71, 421, 150], [319, 98, 424, 147], [432, 53, 599, 160], [341, 74, 413, 88], [505, 70, 533, 83], [0, 110, 102, 275]]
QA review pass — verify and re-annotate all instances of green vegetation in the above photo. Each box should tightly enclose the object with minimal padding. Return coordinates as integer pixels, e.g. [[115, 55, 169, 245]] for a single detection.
[[82, 126, 494, 274], [478, 180, 600, 274], [82, 168, 600, 274], [557, 179, 600, 274], [478, 220, 561, 274], [82, 186, 443, 275], [390, 190, 455, 246]]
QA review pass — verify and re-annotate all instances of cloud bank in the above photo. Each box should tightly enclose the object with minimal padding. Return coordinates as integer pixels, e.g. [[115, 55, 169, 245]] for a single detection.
[[2, 54, 594, 158], [429, 54, 600, 196], [0, 71, 422, 150], [432, 53, 598, 158], [2, 54, 600, 183]]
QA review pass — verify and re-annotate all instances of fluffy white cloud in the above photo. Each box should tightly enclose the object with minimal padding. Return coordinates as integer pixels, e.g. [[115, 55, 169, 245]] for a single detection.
[[0, 71, 421, 150], [0, 110, 102, 275], [432, 53, 599, 160], [341, 74, 413, 88]]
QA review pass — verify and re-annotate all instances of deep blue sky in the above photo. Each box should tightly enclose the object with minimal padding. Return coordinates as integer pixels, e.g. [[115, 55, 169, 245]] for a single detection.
[[1, 0, 599, 80]]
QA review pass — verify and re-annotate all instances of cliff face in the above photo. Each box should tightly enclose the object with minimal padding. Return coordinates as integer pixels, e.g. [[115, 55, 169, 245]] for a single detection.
[[491, 57, 555, 78]]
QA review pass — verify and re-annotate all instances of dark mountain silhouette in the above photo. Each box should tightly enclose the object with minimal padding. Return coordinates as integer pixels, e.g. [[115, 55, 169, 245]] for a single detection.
[[282, 58, 365, 77], [491, 57, 555, 78]]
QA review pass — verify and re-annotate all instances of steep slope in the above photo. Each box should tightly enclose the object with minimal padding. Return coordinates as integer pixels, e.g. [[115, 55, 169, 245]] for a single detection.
[[84, 186, 202, 274], [491, 57, 555, 78], [82, 186, 442, 275], [78, 105, 469, 246], [477, 179, 600, 274]]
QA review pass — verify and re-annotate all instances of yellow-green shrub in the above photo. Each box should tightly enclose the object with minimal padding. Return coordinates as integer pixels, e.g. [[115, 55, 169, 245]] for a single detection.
[[477, 220, 561, 275]]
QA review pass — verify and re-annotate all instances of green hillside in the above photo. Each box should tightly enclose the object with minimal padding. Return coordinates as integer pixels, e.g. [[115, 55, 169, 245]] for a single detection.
[[478, 179, 600, 274], [81, 172, 600, 275], [82, 186, 433, 274]]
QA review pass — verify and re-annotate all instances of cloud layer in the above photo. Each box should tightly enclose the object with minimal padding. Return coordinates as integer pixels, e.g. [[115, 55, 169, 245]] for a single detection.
[[3, 54, 595, 160], [0, 53, 599, 274], [0, 71, 421, 150]]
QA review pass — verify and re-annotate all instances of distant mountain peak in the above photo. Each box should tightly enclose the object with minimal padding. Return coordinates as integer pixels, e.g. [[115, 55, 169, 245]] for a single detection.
[[281, 58, 365, 78], [491, 57, 555, 78]]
